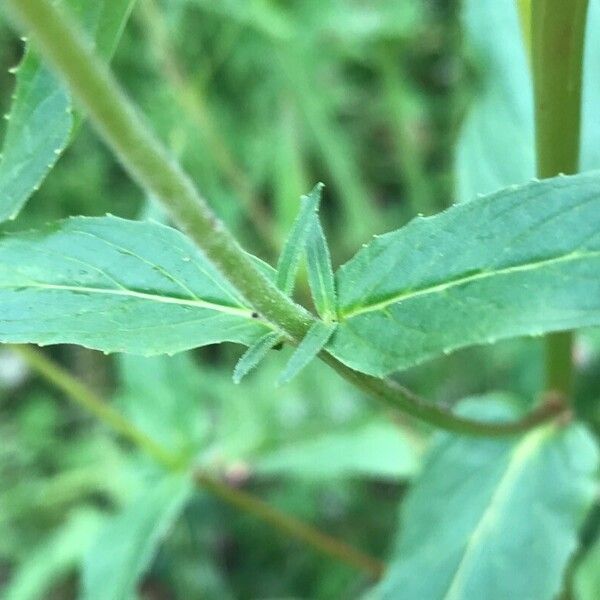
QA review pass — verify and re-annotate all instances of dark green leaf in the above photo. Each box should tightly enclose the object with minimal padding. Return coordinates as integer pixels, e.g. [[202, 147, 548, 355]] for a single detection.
[[376, 395, 599, 600], [0, 216, 273, 354], [327, 172, 600, 376]]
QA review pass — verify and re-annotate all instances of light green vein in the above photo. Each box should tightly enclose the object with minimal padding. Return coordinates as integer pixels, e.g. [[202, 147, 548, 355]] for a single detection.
[[341, 249, 600, 319], [2, 282, 260, 319], [443, 425, 554, 600]]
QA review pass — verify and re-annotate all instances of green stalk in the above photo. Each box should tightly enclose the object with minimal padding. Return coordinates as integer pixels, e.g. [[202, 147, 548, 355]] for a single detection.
[[532, 0, 589, 398], [15, 345, 384, 578], [3, 0, 568, 436]]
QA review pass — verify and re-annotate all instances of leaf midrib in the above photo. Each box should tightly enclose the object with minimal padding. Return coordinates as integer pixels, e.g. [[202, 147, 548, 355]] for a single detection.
[[1, 282, 256, 318], [340, 248, 600, 319], [442, 426, 554, 600]]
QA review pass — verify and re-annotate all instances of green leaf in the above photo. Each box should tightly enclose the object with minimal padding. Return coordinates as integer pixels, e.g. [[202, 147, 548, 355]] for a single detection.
[[82, 473, 192, 600], [327, 172, 600, 377], [4, 509, 102, 600], [275, 183, 322, 295], [376, 395, 599, 600], [279, 320, 336, 384], [306, 214, 337, 320], [456, 0, 600, 199], [574, 535, 600, 600], [0, 0, 135, 222], [253, 419, 420, 480], [0, 216, 272, 354], [117, 353, 209, 453], [233, 331, 282, 383]]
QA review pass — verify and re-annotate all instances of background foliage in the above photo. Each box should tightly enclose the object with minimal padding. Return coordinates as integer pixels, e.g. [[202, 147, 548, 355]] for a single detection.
[[1, 0, 600, 598]]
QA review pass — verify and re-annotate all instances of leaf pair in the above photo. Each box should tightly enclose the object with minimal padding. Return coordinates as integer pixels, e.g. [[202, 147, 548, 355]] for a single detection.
[[2, 172, 600, 379], [234, 183, 337, 384]]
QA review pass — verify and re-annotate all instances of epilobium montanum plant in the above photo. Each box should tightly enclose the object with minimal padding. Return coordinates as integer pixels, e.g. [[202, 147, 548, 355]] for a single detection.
[[1, 0, 600, 598]]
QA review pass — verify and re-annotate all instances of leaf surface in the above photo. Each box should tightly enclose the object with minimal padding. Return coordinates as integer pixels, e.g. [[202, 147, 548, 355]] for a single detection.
[[327, 172, 600, 376], [82, 474, 191, 600], [376, 395, 599, 600], [276, 183, 322, 295], [0, 0, 135, 222], [306, 214, 336, 320], [233, 331, 282, 383], [0, 216, 273, 354], [279, 320, 336, 384]]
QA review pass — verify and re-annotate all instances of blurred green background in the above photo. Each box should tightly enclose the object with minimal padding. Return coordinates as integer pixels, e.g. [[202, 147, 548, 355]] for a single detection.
[[1, 0, 600, 598]]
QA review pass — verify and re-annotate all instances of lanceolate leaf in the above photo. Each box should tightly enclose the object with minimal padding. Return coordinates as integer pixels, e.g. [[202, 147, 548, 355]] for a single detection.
[[0, 0, 135, 222], [82, 474, 192, 600], [0, 216, 273, 354], [276, 183, 323, 295], [233, 331, 282, 383], [279, 320, 336, 384], [306, 214, 337, 320], [327, 172, 600, 377], [376, 395, 599, 600]]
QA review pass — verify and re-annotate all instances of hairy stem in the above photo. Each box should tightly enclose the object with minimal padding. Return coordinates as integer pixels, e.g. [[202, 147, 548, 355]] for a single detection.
[[137, 0, 277, 251], [3, 0, 568, 436], [14, 345, 383, 577], [532, 0, 589, 398]]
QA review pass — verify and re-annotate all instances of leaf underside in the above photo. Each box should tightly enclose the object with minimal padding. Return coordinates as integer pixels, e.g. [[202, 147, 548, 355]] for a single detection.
[[0, 216, 272, 354], [327, 172, 600, 377]]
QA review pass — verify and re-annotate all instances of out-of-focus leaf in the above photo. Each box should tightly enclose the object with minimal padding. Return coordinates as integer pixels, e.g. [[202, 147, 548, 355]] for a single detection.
[[328, 172, 600, 376], [0, 216, 273, 354], [253, 419, 420, 480], [575, 535, 600, 600], [81, 473, 192, 600], [376, 395, 599, 600], [117, 353, 208, 453], [456, 0, 600, 199], [0, 0, 135, 222], [3, 509, 102, 600]]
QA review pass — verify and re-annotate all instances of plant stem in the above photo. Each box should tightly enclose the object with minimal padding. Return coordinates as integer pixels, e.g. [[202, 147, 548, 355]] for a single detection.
[[12, 344, 182, 470], [517, 0, 532, 53], [137, 0, 277, 252], [14, 344, 383, 578], [3, 0, 568, 437], [532, 0, 589, 398], [194, 472, 384, 578]]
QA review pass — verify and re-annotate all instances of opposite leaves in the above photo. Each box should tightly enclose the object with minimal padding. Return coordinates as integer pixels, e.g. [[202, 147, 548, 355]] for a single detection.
[[327, 172, 600, 377], [0, 216, 272, 354]]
